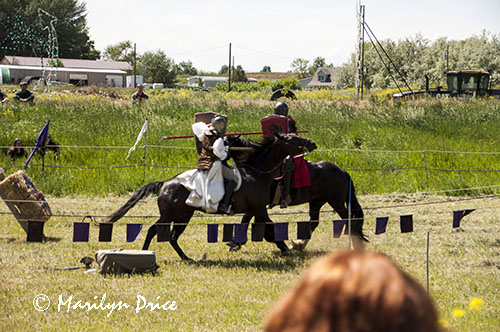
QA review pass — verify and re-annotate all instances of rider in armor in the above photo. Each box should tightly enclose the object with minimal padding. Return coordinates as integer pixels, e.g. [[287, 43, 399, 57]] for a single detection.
[[196, 115, 238, 214], [272, 101, 310, 208]]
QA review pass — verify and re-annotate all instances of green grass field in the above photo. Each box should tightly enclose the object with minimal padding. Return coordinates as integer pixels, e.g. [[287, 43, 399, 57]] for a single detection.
[[1, 91, 499, 331]]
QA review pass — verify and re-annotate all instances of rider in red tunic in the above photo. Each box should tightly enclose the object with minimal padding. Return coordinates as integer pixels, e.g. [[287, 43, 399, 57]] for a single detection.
[[268, 102, 311, 208]]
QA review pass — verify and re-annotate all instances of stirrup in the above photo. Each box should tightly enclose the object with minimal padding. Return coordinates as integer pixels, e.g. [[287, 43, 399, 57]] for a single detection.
[[218, 203, 234, 215]]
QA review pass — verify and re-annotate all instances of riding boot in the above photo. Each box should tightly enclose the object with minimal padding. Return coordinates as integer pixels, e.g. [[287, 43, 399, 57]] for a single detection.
[[280, 170, 292, 208], [218, 180, 236, 215]]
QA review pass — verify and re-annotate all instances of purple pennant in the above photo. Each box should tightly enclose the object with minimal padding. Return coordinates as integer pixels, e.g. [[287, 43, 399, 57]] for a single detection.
[[156, 224, 170, 242], [98, 223, 113, 242], [126, 223, 143, 242], [297, 222, 312, 240], [73, 222, 90, 242], [400, 215, 413, 233], [274, 223, 289, 241], [222, 224, 234, 242], [375, 216, 389, 235], [251, 223, 266, 242], [234, 223, 249, 243], [27, 221, 45, 242], [207, 224, 219, 243], [333, 219, 346, 238], [453, 209, 475, 228]]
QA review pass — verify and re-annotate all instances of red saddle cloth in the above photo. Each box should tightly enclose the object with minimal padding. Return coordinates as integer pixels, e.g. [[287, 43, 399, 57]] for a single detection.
[[292, 156, 311, 188]]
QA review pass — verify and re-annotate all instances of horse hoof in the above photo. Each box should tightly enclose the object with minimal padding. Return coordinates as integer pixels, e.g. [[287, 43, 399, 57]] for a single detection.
[[281, 249, 291, 257], [227, 244, 241, 252], [290, 239, 309, 252]]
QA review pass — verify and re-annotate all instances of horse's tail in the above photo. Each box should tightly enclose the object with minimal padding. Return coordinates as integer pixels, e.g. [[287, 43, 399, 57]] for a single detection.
[[107, 181, 164, 223], [345, 172, 368, 242]]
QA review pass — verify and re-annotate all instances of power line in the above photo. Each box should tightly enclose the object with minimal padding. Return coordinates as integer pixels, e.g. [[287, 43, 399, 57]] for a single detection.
[[232, 44, 295, 61]]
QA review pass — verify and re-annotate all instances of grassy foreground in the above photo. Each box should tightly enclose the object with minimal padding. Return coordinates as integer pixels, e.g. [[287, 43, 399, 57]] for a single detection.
[[0, 194, 498, 331]]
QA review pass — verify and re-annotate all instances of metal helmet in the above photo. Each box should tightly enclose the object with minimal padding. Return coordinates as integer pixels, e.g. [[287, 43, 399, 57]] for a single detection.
[[211, 115, 227, 135], [274, 101, 289, 116]]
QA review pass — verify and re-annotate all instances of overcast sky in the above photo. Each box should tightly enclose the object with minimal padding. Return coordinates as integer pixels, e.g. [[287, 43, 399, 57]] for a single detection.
[[82, 0, 500, 73]]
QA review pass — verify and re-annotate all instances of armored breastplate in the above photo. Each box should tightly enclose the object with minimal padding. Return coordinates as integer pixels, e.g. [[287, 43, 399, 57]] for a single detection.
[[196, 134, 219, 171]]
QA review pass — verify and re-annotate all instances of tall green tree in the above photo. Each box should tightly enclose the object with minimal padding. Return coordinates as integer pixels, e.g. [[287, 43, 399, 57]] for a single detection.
[[260, 65, 271, 73], [231, 65, 247, 82], [138, 50, 177, 85], [218, 65, 228, 75], [177, 60, 198, 75], [291, 58, 310, 78], [103, 40, 135, 64], [0, 0, 100, 59]]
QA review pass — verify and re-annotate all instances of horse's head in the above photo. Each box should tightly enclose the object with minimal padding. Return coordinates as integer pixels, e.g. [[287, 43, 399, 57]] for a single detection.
[[275, 133, 317, 156]]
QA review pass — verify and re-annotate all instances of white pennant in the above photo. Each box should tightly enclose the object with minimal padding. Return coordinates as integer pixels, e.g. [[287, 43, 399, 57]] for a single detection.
[[126, 120, 148, 159]]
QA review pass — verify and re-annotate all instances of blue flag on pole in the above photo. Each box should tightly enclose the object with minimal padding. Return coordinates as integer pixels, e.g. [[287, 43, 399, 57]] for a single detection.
[[25, 120, 50, 169]]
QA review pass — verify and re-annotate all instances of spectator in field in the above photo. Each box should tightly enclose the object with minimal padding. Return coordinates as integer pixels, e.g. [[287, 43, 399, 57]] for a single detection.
[[264, 250, 439, 332], [7, 138, 27, 159], [12, 82, 34, 103], [38, 133, 60, 159], [0, 88, 8, 103], [131, 84, 149, 104]]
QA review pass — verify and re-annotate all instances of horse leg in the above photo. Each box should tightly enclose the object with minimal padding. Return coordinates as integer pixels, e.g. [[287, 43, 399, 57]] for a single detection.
[[142, 223, 159, 250], [227, 214, 253, 252], [290, 199, 323, 251], [169, 223, 191, 261]]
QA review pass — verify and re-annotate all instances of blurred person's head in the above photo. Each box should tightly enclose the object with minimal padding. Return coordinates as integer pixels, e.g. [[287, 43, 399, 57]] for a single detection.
[[264, 250, 439, 332]]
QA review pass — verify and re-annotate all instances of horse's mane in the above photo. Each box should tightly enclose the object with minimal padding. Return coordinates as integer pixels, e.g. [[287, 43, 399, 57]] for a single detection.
[[227, 135, 276, 166]]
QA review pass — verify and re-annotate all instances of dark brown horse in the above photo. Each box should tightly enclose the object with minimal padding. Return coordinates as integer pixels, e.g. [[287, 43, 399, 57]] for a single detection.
[[226, 135, 367, 251], [107, 133, 317, 260]]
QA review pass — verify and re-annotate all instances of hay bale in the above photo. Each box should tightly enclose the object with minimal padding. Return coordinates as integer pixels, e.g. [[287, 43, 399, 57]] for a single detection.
[[0, 170, 52, 222]]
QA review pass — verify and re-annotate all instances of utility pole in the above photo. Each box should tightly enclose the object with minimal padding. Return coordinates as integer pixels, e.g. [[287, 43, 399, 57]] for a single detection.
[[446, 45, 449, 73], [228, 42, 232, 92], [133, 42, 137, 88], [356, 2, 365, 99], [360, 4, 365, 99]]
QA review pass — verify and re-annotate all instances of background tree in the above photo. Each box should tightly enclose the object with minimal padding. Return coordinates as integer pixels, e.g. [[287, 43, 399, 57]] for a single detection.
[[291, 58, 310, 78], [177, 60, 198, 75], [309, 56, 329, 74], [260, 65, 271, 73], [103, 40, 135, 64], [218, 65, 228, 75], [138, 50, 177, 85], [231, 65, 248, 82], [0, 0, 100, 59]]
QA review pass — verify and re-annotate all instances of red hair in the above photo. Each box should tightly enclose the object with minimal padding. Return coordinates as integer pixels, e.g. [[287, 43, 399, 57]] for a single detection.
[[264, 250, 439, 332]]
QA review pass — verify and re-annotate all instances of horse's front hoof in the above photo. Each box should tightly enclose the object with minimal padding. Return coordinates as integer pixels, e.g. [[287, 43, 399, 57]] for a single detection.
[[290, 239, 309, 252]]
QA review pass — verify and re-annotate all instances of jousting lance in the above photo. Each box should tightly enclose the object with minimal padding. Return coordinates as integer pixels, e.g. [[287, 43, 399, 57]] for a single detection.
[[162, 130, 308, 140]]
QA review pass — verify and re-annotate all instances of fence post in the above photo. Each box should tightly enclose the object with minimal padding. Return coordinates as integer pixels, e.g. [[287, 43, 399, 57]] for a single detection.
[[143, 122, 147, 183], [426, 231, 430, 293], [423, 150, 429, 191], [332, 148, 335, 164]]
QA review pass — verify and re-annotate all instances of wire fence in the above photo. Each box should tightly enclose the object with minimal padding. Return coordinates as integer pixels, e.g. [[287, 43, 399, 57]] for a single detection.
[[3, 144, 500, 192]]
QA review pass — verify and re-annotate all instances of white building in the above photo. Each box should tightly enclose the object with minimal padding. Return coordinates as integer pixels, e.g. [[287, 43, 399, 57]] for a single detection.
[[187, 76, 227, 88]]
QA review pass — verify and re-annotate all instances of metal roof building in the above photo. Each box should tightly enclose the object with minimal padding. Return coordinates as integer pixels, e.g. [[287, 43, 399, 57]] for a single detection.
[[0, 56, 131, 87]]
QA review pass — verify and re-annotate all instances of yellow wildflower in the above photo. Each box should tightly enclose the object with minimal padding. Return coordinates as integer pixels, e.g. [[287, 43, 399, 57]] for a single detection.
[[438, 318, 450, 328], [468, 298, 483, 310], [452, 309, 465, 317]]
